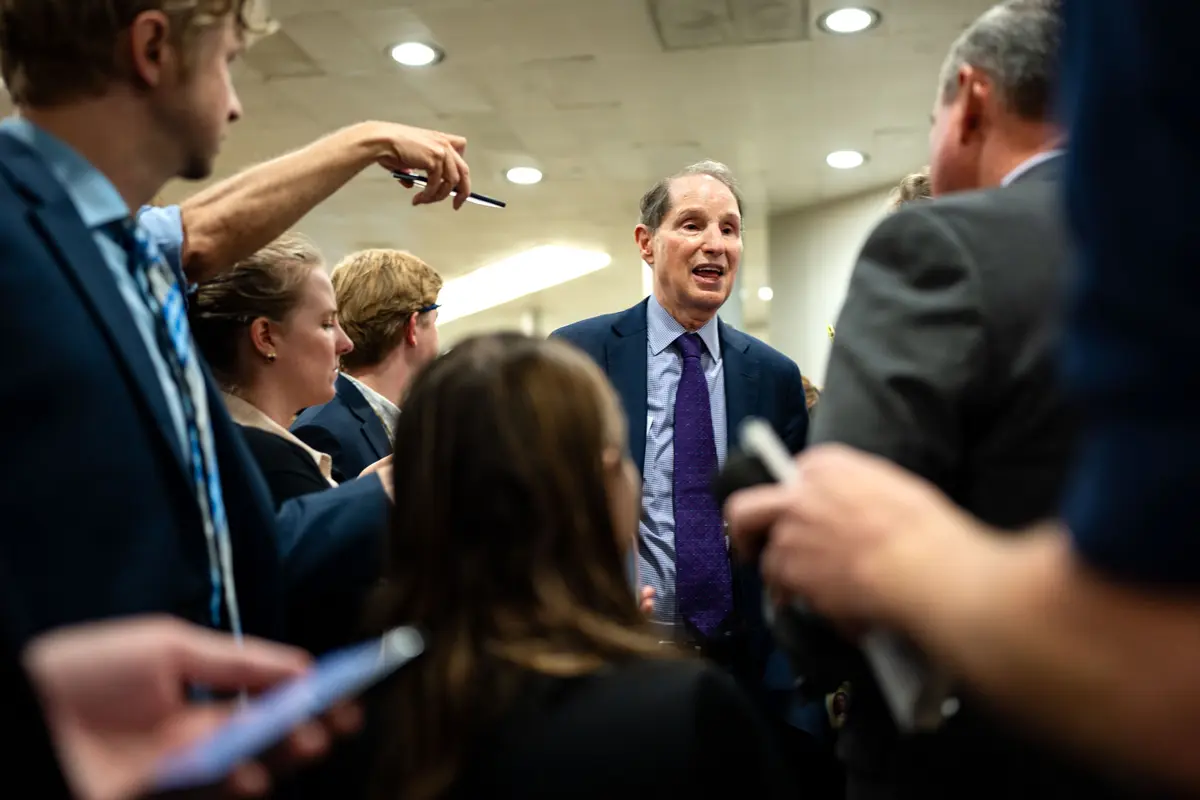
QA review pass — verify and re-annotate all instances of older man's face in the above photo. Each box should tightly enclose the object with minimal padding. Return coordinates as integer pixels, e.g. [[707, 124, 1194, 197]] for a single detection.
[[637, 174, 742, 328]]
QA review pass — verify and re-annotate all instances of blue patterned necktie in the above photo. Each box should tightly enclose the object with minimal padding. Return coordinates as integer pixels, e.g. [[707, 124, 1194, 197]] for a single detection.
[[673, 332, 733, 637], [113, 218, 243, 641]]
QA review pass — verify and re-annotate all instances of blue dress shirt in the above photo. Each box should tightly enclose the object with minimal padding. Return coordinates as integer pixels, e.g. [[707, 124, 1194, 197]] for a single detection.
[[640, 293, 727, 628]]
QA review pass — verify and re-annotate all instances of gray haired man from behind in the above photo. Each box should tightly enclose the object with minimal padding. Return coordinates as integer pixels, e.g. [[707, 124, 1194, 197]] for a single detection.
[[805, 1, 1161, 798]]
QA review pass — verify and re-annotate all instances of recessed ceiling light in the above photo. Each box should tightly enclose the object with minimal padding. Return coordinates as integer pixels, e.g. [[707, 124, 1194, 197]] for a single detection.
[[757, 286, 774, 302], [389, 41, 443, 67], [826, 150, 866, 169], [818, 7, 880, 34], [505, 166, 543, 185]]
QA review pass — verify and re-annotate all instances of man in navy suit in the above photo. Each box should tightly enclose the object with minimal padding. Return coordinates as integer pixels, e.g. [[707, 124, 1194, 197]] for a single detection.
[[293, 249, 444, 482], [553, 161, 838, 796], [0, 0, 463, 650]]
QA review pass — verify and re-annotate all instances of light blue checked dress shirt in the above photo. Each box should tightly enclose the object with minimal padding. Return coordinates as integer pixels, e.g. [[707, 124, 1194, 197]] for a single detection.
[[640, 293, 727, 631]]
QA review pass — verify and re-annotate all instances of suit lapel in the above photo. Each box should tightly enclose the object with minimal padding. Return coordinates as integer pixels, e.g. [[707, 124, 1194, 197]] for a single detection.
[[31, 196, 191, 480], [720, 321, 760, 446], [607, 302, 650, 471], [337, 376, 391, 459], [362, 416, 390, 459]]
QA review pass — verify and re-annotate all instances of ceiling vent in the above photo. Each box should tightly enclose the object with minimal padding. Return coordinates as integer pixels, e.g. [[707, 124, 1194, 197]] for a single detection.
[[648, 0, 811, 50]]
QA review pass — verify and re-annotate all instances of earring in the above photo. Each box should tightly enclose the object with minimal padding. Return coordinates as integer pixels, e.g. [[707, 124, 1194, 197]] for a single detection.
[[265, 353, 277, 363]]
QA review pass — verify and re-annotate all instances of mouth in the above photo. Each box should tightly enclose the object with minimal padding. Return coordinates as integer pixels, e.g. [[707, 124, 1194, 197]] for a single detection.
[[691, 263, 726, 287]]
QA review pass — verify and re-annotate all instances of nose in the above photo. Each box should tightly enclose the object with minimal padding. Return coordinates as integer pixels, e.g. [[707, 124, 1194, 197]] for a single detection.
[[228, 84, 243, 123], [701, 223, 725, 255]]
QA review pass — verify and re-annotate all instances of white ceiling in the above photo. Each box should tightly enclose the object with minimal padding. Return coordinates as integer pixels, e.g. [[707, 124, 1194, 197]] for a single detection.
[[23, 0, 999, 343]]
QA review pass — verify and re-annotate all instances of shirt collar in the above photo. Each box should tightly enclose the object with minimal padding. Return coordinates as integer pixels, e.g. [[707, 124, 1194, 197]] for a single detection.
[[646, 292, 721, 359], [0, 115, 129, 229], [341, 372, 400, 427], [222, 392, 337, 485], [1001, 149, 1066, 186]]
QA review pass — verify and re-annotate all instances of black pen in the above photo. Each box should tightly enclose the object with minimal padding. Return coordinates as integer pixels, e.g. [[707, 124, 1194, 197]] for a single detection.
[[391, 171, 506, 209]]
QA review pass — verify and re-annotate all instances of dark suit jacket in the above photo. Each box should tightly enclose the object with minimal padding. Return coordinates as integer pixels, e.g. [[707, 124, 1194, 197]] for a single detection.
[[0, 132, 388, 647], [237, 425, 332, 509], [814, 157, 1150, 797], [292, 375, 391, 483], [551, 299, 809, 717], [0, 560, 71, 797]]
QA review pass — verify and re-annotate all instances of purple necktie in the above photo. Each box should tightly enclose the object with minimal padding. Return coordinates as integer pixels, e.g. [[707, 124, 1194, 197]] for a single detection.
[[673, 332, 733, 637]]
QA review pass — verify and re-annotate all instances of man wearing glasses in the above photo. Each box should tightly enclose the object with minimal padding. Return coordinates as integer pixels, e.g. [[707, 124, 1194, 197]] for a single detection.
[[292, 249, 443, 481]]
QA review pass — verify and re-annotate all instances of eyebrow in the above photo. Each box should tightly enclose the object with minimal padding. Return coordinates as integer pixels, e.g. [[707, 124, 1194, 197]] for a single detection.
[[675, 207, 741, 222]]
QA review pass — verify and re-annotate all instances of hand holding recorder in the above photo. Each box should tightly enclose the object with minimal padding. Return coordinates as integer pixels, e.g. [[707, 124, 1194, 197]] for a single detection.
[[719, 419, 957, 732]]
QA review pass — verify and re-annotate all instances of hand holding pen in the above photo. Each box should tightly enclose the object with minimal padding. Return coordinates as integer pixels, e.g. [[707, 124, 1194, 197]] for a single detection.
[[366, 122, 472, 209]]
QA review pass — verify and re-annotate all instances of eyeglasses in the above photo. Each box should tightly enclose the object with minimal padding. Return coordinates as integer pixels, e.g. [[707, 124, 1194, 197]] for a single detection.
[[416, 303, 440, 314]]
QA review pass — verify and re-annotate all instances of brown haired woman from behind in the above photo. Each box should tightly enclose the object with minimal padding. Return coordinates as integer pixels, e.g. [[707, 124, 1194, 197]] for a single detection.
[[366, 333, 794, 800]]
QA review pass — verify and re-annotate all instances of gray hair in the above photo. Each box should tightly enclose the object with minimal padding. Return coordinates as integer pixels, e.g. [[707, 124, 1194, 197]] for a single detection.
[[638, 160, 744, 232], [937, 0, 1062, 120]]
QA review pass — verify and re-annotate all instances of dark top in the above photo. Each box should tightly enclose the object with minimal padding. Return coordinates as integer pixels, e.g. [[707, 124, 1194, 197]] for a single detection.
[[1059, 0, 1200, 585], [362, 657, 794, 800], [236, 425, 331, 509], [231, 428, 371, 660]]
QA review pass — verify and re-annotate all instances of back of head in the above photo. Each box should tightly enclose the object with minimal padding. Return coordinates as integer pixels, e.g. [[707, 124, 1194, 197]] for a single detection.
[[332, 249, 442, 371], [889, 167, 933, 211], [371, 333, 661, 800], [0, 0, 273, 107], [929, 0, 1062, 194], [937, 0, 1062, 122], [188, 232, 322, 388]]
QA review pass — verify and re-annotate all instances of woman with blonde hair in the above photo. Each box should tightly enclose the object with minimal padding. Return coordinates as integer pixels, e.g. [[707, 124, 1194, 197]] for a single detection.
[[188, 233, 374, 506], [366, 333, 792, 800]]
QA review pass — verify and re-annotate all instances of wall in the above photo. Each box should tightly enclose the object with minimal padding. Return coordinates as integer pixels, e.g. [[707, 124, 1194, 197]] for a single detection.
[[767, 188, 892, 385]]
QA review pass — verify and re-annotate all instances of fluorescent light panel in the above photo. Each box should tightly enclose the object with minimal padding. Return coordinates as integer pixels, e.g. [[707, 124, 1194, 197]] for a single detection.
[[437, 245, 612, 324]]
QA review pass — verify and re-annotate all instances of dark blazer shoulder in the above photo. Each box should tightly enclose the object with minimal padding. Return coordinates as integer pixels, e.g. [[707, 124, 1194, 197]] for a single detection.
[[236, 425, 329, 508], [732, 326, 802, 376], [238, 425, 316, 466], [551, 310, 620, 341], [888, 157, 1064, 249], [551, 300, 648, 344], [293, 389, 350, 430]]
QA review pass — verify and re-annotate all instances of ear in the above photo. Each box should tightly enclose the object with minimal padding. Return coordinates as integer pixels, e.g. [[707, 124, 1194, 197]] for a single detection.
[[248, 317, 277, 359], [404, 313, 419, 347], [634, 225, 654, 264], [956, 65, 988, 143], [127, 10, 176, 89]]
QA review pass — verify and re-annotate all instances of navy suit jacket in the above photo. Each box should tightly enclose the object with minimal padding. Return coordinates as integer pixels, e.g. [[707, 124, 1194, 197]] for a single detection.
[[0, 133, 388, 646], [551, 299, 809, 716], [292, 375, 391, 484], [1058, 0, 1200, 585]]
